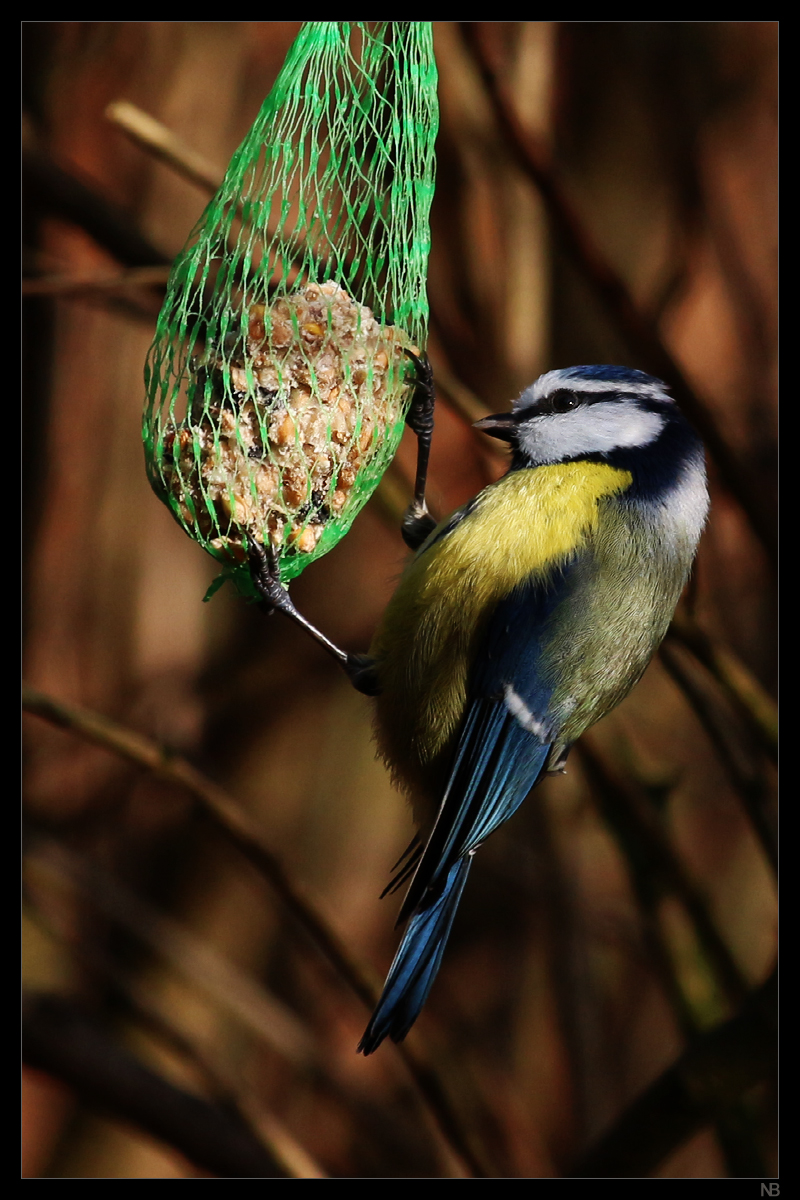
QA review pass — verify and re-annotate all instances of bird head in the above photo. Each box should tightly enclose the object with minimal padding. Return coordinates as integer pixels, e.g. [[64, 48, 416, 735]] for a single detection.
[[473, 365, 679, 467]]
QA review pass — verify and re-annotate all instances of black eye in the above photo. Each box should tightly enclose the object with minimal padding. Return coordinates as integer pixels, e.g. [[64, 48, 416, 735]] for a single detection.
[[545, 389, 580, 414]]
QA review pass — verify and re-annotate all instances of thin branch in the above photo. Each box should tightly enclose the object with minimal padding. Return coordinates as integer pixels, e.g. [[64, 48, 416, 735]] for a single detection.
[[571, 967, 776, 1178], [659, 638, 777, 875], [23, 991, 286, 1179], [22, 117, 171, 270], [106, 100, 225, 195], [577, 734, 750, 1009], [22, 265, 172, 297], [22, 897, 326, 1178], [373, 458, 415, 530], [26, 842, 316, 1068], [667, 611, 777, 762], [576, 739, 769, 1177], [134, 1010, 328, 1179], [22, 684, 486, 1177], [22, 685, 380, 1009], [460, 23, 776, 563], [428, 344, 494, 427]]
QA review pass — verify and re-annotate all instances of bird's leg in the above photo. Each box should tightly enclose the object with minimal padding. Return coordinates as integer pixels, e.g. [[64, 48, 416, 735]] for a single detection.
[[248, 542, 380, 696], [402, 350, 438, 550]]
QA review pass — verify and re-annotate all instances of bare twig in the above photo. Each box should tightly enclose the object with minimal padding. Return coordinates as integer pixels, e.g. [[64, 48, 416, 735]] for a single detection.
[[26, 843, 315, 1067], [155, 1021, 328, 1178], [576, 739, 770, 1177], [659, 639, 777, 875], [23, 991, 286, 1178], [373, 458, 415, 530], [577, 735, 750, 1009], [460, 24, 776, 563], [106, 100, 225, 195], [22, 266, 172, 297], [22, 117, 171, 270], [428, 345, 493, 426], [667, 611, 777, 762], [23, 895, 327, 1178], [125, 1007, 328, 1178], [22, 685, 380, 1009], [22, 684, 486, 1177], [571, 967, 776, 1178]]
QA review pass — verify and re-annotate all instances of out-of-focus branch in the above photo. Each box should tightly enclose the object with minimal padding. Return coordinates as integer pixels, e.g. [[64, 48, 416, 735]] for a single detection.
[[667, 611, 777, 761], [106, 100, 225, 194], [460, 24, 776, 564], [578, 735, 750, 1008], [22, 684, 380, 1011], [659, 639, 777, 875], [428, 344, 493, 427], [22, 991, 286, 1179], [26, 842, 315, 1068], [22, 115, 171, 270], [571, 966, 777, 1178], [22, 265, 172, 297], [22, 684, 486, 1178], [578, 736, 769, 1177], [119, 999, 327, 1179], [103, 101, 327, 293], [373, 458, 414, 530], [23, 898, 326, 1178]]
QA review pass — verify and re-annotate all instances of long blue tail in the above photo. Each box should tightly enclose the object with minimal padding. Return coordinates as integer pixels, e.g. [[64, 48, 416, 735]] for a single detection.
[[358, 856, 473, 1054]]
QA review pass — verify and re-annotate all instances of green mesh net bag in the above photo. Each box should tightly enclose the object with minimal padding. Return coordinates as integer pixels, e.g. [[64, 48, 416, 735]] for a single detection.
[[144, 22, 438, 599]]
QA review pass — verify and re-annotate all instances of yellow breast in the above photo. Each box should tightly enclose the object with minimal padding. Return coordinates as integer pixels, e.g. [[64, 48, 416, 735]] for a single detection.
[[371, 461, 632, 814]]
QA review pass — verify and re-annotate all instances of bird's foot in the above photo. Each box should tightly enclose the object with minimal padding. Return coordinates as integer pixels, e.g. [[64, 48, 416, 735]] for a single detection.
[[404, 349, 435, 441], [401, 500, 438, 550], [248, 540, 297, 618], [344, 653, 381, 697]]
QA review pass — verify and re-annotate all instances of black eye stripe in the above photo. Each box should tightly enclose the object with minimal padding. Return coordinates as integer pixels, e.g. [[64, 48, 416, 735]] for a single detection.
[[536, 389, 643, 413], [514, 386, 659, 418]]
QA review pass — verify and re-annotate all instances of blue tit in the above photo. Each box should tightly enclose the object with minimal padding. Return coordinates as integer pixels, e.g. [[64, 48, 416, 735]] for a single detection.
[[357, 364, 708, 1055]]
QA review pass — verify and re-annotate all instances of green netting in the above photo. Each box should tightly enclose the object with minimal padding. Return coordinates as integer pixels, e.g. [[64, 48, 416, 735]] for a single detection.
[[143, 22, 438, 599]]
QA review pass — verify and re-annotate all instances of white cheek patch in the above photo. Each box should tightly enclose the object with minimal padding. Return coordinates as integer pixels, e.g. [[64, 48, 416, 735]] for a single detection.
[[503, 684, 551, 742], [517, 401, 666, 464]]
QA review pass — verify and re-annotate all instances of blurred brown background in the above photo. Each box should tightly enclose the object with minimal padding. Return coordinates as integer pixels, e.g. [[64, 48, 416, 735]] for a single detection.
[[22, 22, 777, 1179]]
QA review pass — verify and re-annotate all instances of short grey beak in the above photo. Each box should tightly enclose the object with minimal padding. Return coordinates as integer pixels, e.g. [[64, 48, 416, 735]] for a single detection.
[[472, 412, 519, 442]]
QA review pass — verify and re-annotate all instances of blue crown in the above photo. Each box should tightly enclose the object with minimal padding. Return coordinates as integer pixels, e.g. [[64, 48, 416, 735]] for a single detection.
[[559, 365, 668, 390]]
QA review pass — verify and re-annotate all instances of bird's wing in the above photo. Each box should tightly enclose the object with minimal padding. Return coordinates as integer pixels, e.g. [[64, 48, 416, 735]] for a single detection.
[[397, 557, 578, 923]]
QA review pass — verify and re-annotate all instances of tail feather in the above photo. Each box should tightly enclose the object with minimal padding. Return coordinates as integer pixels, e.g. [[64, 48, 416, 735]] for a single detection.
[[358, 856, 473, 1055]]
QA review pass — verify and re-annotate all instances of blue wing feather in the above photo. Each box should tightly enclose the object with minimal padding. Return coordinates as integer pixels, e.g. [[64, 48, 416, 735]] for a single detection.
[[399, 558, 578, 916], [359, 555, 583, 1052]]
